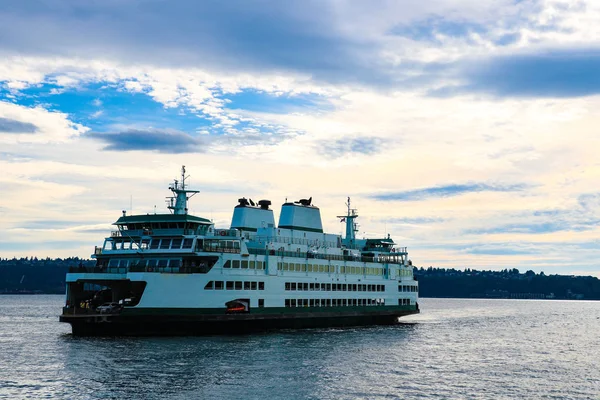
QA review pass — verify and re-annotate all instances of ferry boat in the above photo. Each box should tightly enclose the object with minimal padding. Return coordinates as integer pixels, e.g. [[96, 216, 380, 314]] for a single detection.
[[60, 167, 420, 336]]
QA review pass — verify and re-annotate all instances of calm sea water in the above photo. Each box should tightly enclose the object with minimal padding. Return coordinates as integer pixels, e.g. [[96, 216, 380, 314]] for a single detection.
[[0, 296, 599, 399]]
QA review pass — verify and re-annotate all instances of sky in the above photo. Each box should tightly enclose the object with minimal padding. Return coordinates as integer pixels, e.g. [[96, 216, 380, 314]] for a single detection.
[[1, 0, 599, 276]]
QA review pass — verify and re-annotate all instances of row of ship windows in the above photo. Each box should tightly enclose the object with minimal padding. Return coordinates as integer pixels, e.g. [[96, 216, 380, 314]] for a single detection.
[[107, 258, 182, 268], [399, 285, 418, 292], [223, 260, 265, 269], [285, 282, 385, 292], [285, 298, 386, 307], [278, 262, 386, 276], [204, 281, 265, 291]]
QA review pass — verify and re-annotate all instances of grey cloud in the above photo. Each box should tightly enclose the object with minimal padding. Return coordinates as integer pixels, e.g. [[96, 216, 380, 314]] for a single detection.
[[320, 136, 385, 158], [86, 127, 294, 154], [429, 49, 600, 98], [0, 0, 390, 87], [87, 129, 203, 153], [0, 117, 38, 133], [371, 183, 530, 201]]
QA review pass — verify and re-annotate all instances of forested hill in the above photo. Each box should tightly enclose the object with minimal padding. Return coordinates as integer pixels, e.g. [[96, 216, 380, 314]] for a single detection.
[[414, 267, 600, 300], [0, 258, 94, 294], [1, 257, 599, 299]]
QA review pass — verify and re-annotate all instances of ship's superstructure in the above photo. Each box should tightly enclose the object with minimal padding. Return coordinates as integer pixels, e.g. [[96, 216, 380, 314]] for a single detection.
[[60, 167, 419, 336]]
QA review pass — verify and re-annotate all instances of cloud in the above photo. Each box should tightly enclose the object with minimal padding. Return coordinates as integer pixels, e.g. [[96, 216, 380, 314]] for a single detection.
[[0, 117, 38, 133], [386, 217, 446, 224], [0, 1, 388, 87], [0, 101, 88, 143], [389, 16, 488, 42], [86, 126, 294, 154], [433, 49, 600, 98], [371, 183, 529, 201], [87, 129, 203, 153], [320, 136, 384, 157], [467, 220, 600, 235]]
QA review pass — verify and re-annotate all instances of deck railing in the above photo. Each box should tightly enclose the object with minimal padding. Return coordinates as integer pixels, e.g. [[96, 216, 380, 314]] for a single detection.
[[246, 248, 407, 265]]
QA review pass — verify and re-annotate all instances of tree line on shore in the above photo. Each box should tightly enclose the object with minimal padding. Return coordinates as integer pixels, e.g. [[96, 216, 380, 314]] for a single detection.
[[1, 257, 599, 299]]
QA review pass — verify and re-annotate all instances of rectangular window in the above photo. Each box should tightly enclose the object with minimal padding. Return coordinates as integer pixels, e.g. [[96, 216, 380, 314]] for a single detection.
[[326, 284, 331, 291], [171, 238, 182, 249], [226, 281, 234, 290], [251, 282, 257, 290], [285, 299, 291, 307], [319, 265, 324, 273], [232, 260, 240, 268], [241, 260, 248, 269], [158, 259, 168, 267], [170, 259, 181, 268], [182, 238, 194, 248], [309, 299, 315, 307], [303, 283, 309, 291], [342, 299, 347, 306], [259, 282, 265, 290], [309, 283, 315, 291], [291, 282, 297, 291], [315, 299, 320, 307], [281, 262, 286, 271], [160, 239, 172, 249], [150, 240, 160, 249], [215, 281, 224, 290], [291, 299, 296, 307], [285, 282, 291, 290], [249, 261, 255, 269], [244, 281, 251, 290], [258, 299, 264, 308], [301, 264, 307, 272], [235, 281, 242, 290], [342, 284, 347, 291]]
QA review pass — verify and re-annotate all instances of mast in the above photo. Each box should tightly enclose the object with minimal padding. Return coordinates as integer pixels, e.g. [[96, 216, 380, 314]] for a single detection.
[[338, 197, 359, 248], [166, 165, 199, 215]]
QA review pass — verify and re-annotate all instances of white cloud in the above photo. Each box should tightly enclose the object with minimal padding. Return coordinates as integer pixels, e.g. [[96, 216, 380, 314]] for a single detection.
[[0, 101, 88, 143]]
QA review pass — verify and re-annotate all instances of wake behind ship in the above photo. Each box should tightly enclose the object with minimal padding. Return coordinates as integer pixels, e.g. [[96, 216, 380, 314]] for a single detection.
[[60, 167, 420, 336]]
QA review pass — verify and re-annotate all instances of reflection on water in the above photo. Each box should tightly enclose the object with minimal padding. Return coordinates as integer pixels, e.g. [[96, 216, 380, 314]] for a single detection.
[[1, 296, 599, 399]]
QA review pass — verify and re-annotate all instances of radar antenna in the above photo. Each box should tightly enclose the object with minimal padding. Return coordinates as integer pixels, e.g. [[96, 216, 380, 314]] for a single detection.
[[166, 165, 200, 215], [337, 196, 359, 248]]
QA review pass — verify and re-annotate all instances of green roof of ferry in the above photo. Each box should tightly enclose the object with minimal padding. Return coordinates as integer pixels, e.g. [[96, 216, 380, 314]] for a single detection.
[[114, 213, 211, 225]]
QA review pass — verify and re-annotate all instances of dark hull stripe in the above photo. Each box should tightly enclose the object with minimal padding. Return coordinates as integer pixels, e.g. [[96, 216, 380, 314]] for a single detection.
[[60, 307, 419, 336]]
